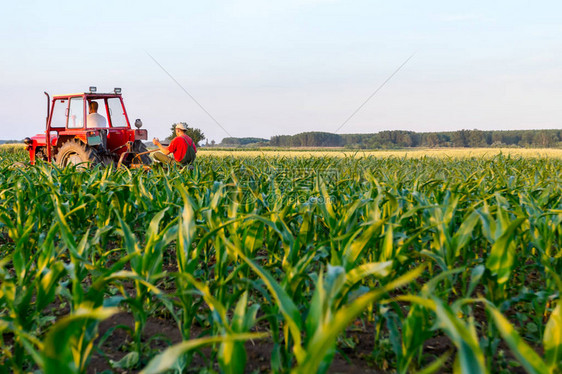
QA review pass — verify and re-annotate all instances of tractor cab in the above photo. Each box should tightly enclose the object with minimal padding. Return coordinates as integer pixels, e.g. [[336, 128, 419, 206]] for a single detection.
[[25, 87, 151, 167]]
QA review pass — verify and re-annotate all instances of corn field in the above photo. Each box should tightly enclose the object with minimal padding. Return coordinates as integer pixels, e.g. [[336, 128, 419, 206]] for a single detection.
[[0, 147, 561, 373]]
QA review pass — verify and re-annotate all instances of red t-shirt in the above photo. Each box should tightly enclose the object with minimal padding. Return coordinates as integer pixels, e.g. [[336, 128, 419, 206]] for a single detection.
[[168, 135, 196, 162]]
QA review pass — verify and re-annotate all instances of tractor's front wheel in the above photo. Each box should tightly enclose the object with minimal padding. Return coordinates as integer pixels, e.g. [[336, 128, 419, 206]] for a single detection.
[[133, 140, 153, 166], [55, 140, 99, 168]]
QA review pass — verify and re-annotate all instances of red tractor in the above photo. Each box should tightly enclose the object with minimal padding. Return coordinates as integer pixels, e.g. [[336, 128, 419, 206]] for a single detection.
[[24, 87, 152, 167]]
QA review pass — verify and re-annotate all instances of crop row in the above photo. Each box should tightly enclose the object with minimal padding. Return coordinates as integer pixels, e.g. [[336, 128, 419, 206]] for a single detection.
[[0, 150, 561, 373]]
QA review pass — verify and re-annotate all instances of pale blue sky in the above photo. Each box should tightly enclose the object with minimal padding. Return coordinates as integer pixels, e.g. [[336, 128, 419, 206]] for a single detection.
[[1, 0, 561, 143]]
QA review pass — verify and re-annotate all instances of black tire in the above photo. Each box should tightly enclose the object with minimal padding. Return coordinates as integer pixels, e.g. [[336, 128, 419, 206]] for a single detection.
[[133, 140, 153, 165], [35, 147, 47, 161], [54, 140, 102, 168]]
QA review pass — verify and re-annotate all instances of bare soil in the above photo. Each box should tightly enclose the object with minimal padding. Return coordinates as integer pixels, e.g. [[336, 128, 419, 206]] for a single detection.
[[89, 312, 386, 373], [89, 310, 459, 373]]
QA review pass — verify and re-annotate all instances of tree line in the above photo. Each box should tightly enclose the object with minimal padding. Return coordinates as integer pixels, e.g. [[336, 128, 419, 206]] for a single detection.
[[221, 137, 269, 146], [265, 129, 562, 148]]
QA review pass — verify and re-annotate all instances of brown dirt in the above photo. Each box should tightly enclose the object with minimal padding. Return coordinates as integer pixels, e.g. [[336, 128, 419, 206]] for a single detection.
[[89, 312, 390, 373]]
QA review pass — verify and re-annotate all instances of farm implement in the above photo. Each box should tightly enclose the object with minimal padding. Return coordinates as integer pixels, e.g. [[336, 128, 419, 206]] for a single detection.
[[24, 87, 152, 168]]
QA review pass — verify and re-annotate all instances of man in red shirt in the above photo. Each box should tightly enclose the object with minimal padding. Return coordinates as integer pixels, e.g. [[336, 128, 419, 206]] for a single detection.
[[152, 123, 197, 166]]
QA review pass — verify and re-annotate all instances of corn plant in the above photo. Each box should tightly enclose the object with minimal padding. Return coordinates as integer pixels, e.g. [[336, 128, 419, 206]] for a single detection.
[[1, 148, 561, 373]]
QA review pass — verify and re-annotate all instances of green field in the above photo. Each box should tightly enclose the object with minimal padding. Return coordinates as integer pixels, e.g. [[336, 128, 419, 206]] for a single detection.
[[1, 147, 561, 373]]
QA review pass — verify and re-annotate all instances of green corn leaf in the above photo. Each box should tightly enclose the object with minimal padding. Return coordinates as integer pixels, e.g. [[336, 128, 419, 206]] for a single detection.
[[485, 217, 525, 284], [52, 195, 78, 257], [381, 224, 394, 261], [2, 323, 44, 368], [342, 219, 385, 270], [175, 272, 228, 328], [231, 291, 249, 333], [543, 302, 562, 370], [305, 270, 325, 342], [466, 265, 485, 297], [102, 270, 162, 295], [340, 261, 392, 298], [413, 351, 452, 374], [420, 268, 464, 296], [219, 339, 246, 374], [111, 351, 139, 369], [220, 293, 254, 374], [36, 261, 66, 311], [116, 215, 142, 272], [243, 304, 261, 332], [389, 295, 437, 311], [0, 210, 16, 240], [177, 198, 196, 272], [296, 265, 425, 374], [243, 221, 265, 255], [41, 307, 118, 374], [140, 333, 267, 374], [432, 298, 488, 374], [324, 265, 346, 305], [11, 247, 26, 282], [402, 304, 432, 371], [228, 242, 305, 361], [451, 211, 479, 256], [486, 304, 549, 374], [475, 203, 496, 243], [419, 249, 448, 272]]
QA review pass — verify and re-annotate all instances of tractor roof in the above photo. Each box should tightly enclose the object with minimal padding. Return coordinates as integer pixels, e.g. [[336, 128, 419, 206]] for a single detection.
[[52, 93, 122, 99]]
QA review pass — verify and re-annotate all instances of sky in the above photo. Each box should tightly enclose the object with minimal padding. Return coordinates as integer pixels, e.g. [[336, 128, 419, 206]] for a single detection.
[[0, 0, 561, 143]]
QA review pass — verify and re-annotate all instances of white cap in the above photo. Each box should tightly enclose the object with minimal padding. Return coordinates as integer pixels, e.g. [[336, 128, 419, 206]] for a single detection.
[[175, 123, 188, 131]]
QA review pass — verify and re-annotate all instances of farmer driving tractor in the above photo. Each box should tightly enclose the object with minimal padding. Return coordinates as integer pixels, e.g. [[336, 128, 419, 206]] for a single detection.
[[86, 101, 107, 128], [152, 122, 197, 166]]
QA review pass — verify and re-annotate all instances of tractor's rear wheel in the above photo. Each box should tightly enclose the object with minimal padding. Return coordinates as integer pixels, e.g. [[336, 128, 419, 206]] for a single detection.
[[55, 140, 101, 168]]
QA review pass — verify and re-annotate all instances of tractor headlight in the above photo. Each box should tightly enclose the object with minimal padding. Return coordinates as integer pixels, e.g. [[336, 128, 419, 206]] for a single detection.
[[89, 86, 97, 93], [114, 87, 122, 94], [24, 137, 32, 145]]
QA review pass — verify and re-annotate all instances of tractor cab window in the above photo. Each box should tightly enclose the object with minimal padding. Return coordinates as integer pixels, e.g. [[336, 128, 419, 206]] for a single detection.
[[50, 99, 68, 129], [86, 99, 108, 128], [107, 98, 128, 127], [68, 97, 84, 129]]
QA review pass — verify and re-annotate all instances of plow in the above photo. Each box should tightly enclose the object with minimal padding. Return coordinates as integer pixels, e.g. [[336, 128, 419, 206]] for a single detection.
[[118, 148, 160, 169]]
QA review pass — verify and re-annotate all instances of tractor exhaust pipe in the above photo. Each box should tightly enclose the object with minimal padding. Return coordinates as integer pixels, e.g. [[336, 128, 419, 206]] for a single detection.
[[44, 92, 50, 128], [44, 92, 51, 161]]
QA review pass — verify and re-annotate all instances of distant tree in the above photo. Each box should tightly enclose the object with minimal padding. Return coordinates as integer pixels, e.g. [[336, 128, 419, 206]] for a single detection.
[[451, 130, 469, 147], [422, 133, 440, 147], [534, 130, 555, 148], [500, 131, 522, 146], [491, 131, 504, 145], [521, 131, 535, 147], [166, 122, 205, 146], [221, 137, 269, 146], [467, 130, 486, 147], [395, 131, 415, 147], [268, 129, 561, 149]]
